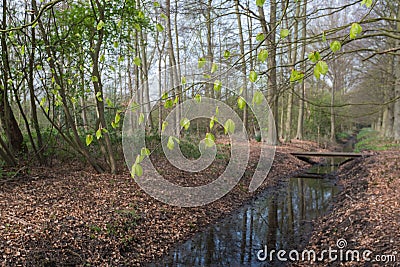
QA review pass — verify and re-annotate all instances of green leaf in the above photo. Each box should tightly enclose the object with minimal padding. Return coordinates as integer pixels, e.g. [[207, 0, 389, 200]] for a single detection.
[[195, 94, 201, 103], [153, 1, 160, 7], [111, 121, 117, 129], [156, 23, 164, 32], [115, 112, 121, 124], [141, 147, 151, 156], [138, 113, 144, 125], [198, 57, 206, 68], [20, 45, 25, 55], [180, 118, 190, 130], [100, 54, 105, 62], [330, 41, 342, 53], [164, 99, 173, 108], [314, 67, 321, 80], [161, 121, 168, 133], [135, 154, 144, 164], [96, 20, 105, 31], [308, 51, 321, 63], [361, 0, 373, 8], [131, 163, 143, 178], [106, 98, 113, 107], [316, 60, 329, 75], [167, 136, 175, 150], [113, 41, 119, 48], [181, 76, 186, 84], [86, 135, 93, 146], [249, 70, 258, 83], [133, 57, 141, 66], [173, 96, 179, 104], [215, 106, 219, 116], [39, 97, 46, 107], [96, 91, 102, 102], [322, 32, 327, 42], [214, 80, 222, 91], [223, 50, 231, 59], [258, 49, 269, 62], [290, 69, 305, 82], [314, 60, 329, 79], [252, 91, 264, 105], [224, 119, 235, 135], [237, 96, 246, 110], [211, 63, 218, 73], [161, 91, 168, 100], [210, 116, 217, 130], [96, 128, 102, 139], [350, 23, 362, 39], [280, 29, 290, 39], [256, 0, 265, 7], [204, 133, 215, 148], [256, 33, 265, 42], [92, 76, 99, 82]]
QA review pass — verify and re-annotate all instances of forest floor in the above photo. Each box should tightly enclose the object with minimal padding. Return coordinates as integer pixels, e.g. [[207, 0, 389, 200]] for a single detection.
[[0, 139, 317, 266], [291, 150, 400, 266], [0, 140, 398, 266]]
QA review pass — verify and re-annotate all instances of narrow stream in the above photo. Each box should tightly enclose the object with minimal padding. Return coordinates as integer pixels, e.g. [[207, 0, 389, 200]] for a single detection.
[[151, 176, 339, 266], [151, 140, 355, 266]]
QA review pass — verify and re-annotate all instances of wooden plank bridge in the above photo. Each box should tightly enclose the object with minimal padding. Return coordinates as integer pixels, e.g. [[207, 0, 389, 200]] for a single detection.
[[290, 151, 365, 166]]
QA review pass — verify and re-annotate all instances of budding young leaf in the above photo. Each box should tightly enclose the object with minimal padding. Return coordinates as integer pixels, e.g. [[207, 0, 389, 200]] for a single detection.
[[350, 23, 362, 39], [86, 135, 93, 146], [211, 63, 218, 73], [249, 71, 258, 83], [180, 118, 190, 131], [258, 49, 269, 62], [237, 96, 246, 110], [198, 57, 206, 68], [214, 80, 222, 91], [204, 133, 215, 147], [223, 50, 231, 59], [224, 119, 235, 135], [252, 91, 264, 105], [280, 29, 290, 39], [330, 41, 342, 53], [96, 20, 105, 31]]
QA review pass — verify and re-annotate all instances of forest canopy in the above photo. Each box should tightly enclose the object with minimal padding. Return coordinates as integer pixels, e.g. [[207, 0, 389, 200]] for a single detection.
[[0, 0, 399, 172]]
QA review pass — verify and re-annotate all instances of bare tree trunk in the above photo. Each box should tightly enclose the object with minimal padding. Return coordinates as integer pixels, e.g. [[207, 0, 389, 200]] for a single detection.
[[258, 0, 279, 144], [166, 0, 180, 135], [90, 0, 117, 173], [393, 3, 400, 141], [295, 0, 307, 140], [284, 0, 300, 142], [0, 0, 26, 155], [235, 0, 248, 131]]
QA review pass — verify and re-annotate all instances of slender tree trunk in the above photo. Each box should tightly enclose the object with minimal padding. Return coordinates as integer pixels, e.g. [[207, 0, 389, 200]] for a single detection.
[[29, 1, 44, 163], [258, 0, 279, 144], [90, 0, 117, 173], [393, 2, 400, 141], [284, 1, 300, 142], [235, 0, 248, 131], [295, 0, 307, 140]]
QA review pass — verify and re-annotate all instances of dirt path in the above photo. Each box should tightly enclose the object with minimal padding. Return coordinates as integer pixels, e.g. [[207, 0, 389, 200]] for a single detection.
[[0, 140, 320, 266]]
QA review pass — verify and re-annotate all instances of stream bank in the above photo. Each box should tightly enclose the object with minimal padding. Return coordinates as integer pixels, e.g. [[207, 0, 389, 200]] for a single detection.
[[290, 150, 400, 266]]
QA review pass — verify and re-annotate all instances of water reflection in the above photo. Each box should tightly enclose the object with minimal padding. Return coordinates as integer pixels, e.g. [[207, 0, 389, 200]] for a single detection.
[[151, 178, 339, 266]]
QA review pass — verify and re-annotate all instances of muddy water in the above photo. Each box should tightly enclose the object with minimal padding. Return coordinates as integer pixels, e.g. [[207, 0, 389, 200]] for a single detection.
[[151, 176, 340, 266]]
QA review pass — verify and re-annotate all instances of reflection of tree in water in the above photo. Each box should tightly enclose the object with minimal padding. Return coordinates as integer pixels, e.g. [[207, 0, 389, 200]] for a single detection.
[[157, 178, 339, 266]]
